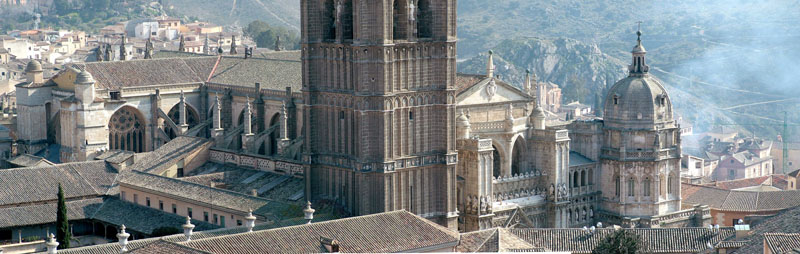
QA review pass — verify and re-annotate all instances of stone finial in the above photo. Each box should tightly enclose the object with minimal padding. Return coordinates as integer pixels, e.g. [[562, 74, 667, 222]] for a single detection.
[[183, 217, 195, 242], [243, 96, 252, 135], [303, 201, 315, 224], [524, 69, 532, 95], [117, 225, 130, 253], [45, 233, 58, 254], [213, 93, 222, 130], [486, 50, 495, 78], [245, 209, 257, 232], [179, 90, 188, 128]]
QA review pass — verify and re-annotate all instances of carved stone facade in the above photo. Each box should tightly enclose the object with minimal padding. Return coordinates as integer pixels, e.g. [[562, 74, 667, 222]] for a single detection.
[[301, 0, 459, 229]]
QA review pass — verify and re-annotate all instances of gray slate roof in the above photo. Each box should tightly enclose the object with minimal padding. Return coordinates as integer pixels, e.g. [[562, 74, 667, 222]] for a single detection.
[[7, 154, 53, 167], [91, 198, 218, 235], [126, 240, 212, 254], [207, 55, 301, 92]]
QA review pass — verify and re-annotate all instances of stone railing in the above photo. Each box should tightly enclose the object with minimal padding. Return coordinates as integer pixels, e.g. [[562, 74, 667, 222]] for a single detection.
[[206, 83, 302, 100], [492, 170, 544, 202], [601, 147, 680, 161], [472, 121, 505, 132], [571, 185, 596, 196], [209, 148, 305, 176]]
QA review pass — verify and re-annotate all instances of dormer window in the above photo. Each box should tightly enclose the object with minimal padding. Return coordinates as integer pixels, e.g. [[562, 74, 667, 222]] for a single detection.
[[109, 91, 121, 100]]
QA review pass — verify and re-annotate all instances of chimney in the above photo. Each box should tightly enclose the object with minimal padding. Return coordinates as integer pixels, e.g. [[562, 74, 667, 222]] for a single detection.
[[45, 233, 58, 254], [245, 209, 257, 232], [117, 225, 130, 253], [734, 220, 750, 240], [182, 217, 195, 242], [250, 189, 258, 197], [320, 237, 340, 253]]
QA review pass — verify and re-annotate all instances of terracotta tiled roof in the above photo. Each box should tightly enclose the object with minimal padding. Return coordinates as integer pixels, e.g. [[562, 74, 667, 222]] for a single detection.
[[0, 198, 103, 228], [183, 211, 460, 253], [508, 227, 735, 253], [701, 176, 772, 190], [457, 228, 499, 252], [455, 73, 486, 94], [763, 233, 800, 254], [71, 58, 209, 89], [0, 161, 118, 206], [120, 170, 290, 219], [682, 184, 800, 211], [734, 206, 800, 253], [127, 240, 212, 254], [129, 136, 211, 174], [206, 55, 301, 92]]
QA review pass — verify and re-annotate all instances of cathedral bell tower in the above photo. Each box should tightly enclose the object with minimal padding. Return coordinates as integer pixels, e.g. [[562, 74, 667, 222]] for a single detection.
[[302, 0, 459, 229]]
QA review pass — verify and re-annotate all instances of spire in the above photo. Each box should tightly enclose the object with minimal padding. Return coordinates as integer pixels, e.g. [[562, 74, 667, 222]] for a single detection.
[[524, 69, 532, 95], [178, 35, 185, 52], [243, 96, 252, 135], [629, 23, 649, 76], [144, 37, 153, 59], [203, 34, 210, 54], [213, 93, 222, 130], [179, 90, 188, 127], [486, 50, 495, 78], [230, 35, 238, 55], [119, 35, 126, 61]]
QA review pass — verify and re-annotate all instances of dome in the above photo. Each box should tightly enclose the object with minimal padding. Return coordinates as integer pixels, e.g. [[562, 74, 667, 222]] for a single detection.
[[603, 75, 674, 129], [25, 60, 42, 72], [75, 70, 95, 85]]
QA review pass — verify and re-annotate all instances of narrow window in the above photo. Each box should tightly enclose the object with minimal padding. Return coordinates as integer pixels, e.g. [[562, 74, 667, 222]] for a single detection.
[[409, 186, 414, 212], [615, 177, 620, 197], [145, 197, 150, 207], [121, 191, 126, 201], [409, 111, 414, 120], [159, 200, 164, 211], [204, 212, 209, 222], [667, 176, 674, 195], [133, 194, 138, 204], [177, 167, 184, 177], [339, 111, 345, 120], [172, 204, 177, 214], [613, 95, 619, 105], [627, 178, 635, 197], [213, 214, 218, 224], [643, 178, 651, 197], [187, 207, 193, 218], [220, 216, 226, 227]]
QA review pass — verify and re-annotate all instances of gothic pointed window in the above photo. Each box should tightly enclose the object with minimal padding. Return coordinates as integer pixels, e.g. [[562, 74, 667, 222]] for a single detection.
[[393, 0, 408, 40], [108, 106, 145, 153], [416, 0, 432, 39], [667, 175, 674, 196], [323, 0, 336, 40], [627, 177, 635, 197], [643, 177, 651, 196]]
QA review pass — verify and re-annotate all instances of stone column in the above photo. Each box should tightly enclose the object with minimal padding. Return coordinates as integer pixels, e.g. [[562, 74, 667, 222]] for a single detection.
[[178, 90, 189, 134], [211, 93, 225, 146], [241, 98, 254, 152], [278, 102, 291, 155]]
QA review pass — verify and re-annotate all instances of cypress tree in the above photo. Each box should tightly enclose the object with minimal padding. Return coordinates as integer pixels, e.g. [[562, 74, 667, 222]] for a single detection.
[[56, 183, 71, 249]]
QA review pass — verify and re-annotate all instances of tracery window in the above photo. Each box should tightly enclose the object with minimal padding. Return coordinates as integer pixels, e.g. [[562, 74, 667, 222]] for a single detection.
[[108, 106, 145, 153], [627, 177, 635, 197], [643, 177, 651, 196]]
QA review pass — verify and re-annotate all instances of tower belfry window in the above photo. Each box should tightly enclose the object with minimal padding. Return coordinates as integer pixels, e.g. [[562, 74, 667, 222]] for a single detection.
[[409, 111, 414, 120]]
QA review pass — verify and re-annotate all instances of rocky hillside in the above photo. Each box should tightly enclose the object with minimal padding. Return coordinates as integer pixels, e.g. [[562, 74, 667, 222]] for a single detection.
[[458, 37, 627, 105]]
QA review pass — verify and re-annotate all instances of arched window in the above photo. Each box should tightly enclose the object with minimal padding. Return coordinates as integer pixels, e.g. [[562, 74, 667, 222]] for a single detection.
[[416, 0, 432, 39], [323, 0, 336, 40], [492, 145, 500, 178], [573, 171, 579, 188], [166, 103, 199, 139], [109, 106, 145, 153], [668, 175, 674, 196], [340, 0, 353, 40], [643, 177, 651, 197], [627, 177, 635, 197], [392, 0, 408, 40], [581, 170, 586, 187]]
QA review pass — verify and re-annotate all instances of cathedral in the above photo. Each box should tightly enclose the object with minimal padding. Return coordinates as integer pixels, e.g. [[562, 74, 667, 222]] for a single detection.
[[14, 1, 708, 232]]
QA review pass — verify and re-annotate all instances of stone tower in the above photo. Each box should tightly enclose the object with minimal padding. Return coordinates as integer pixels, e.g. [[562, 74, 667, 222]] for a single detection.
[[301, 0, 459, 229], [600, 30, 681, 221]]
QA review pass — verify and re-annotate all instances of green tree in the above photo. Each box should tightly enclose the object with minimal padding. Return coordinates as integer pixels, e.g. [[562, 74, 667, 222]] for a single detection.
[[56, 183, 71, 249], [592, 229, 642, 254], [53, 0, 71, 15]]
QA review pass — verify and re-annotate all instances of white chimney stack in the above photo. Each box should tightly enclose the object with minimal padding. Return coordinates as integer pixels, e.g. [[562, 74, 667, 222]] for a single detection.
[[182, 217, 195, 241], [245, 209, 257, 232], [45, 233, 58, 254], [117, 225, 130, 253]]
